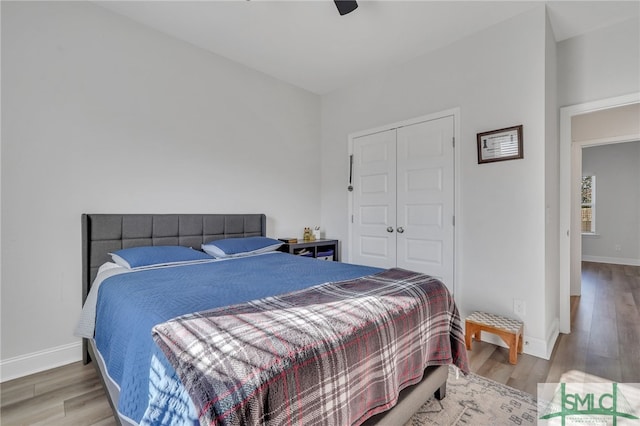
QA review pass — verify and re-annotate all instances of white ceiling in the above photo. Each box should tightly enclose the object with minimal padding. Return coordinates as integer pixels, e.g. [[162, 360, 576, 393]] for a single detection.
[[95, 1, 639, 95]]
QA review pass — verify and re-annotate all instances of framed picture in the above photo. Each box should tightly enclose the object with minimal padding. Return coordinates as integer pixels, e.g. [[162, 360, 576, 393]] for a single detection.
[[477, 125, 523, 164]]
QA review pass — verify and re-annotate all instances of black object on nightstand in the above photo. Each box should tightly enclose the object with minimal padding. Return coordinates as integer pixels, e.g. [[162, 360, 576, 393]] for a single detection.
[[278, 239, 339, 261]]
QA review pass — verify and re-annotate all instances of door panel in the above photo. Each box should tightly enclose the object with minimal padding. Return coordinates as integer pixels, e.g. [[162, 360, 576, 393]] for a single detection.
[[360, 174, 390, 194], [406, 203, 442, 227], [359, 236, 392, 260], [404, 238, 443, 265], [396, 116, 454, 290], [351, 129, 397, 269], [405, 168, 442, 191]]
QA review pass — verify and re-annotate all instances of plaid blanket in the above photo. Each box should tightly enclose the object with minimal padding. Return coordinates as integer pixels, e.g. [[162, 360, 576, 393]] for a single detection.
[[152, 268, 469, 426]]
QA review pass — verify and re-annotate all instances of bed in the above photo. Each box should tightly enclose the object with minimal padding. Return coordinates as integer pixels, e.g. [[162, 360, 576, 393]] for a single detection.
[[77, 213, 468, 425]]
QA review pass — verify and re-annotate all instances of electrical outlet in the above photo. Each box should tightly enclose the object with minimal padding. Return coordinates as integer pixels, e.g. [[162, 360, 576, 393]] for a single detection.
[[615, 244, 622, 252], [513, 299, 526, 316]]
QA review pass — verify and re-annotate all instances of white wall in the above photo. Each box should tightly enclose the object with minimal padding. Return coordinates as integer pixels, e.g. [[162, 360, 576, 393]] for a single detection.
[[582, 141, 640, 265], [1, 1, 321, 380], [558, 16, 640, 107], [572, 103, 640, 141], [321, 6, 554, 357]]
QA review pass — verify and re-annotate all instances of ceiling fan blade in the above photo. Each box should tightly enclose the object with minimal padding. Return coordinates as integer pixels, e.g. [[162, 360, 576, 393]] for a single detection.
[[334, 0, 358, 16]]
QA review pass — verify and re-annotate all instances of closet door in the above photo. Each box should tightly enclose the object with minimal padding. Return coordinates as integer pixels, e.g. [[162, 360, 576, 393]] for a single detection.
[[396, 116, 454, 288], [351, 129, 397, 269], [350, 114, 455, 291]]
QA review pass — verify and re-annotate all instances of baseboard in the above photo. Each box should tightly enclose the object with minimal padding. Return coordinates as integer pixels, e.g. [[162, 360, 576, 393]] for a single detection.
[[544, 317, 560, 359], [582, 255, 640, 266], [0, 342, 82, 383]]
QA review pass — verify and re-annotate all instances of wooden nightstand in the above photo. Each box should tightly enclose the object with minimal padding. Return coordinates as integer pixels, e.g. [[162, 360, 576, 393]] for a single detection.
[[278, 239, 339, 261]]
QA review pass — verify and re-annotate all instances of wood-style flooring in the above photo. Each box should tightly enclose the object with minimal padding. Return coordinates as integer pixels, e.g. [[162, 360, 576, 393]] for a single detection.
[[2, 262, 638, 425]]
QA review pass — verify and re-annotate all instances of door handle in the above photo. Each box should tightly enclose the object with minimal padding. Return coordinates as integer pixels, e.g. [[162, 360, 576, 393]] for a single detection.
[[397, 227, 404, 233], [387, 226, 394, 233]]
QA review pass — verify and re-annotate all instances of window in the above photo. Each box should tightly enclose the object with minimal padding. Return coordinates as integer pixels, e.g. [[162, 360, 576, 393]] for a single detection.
[[581, 175, 596, 234]]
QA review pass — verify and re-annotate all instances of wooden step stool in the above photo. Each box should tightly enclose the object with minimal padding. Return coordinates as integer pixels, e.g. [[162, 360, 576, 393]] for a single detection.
[[465, 311, 524, 365]]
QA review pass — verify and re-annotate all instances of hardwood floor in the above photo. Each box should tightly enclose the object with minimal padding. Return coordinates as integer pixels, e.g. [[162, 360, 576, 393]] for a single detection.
[[2, 262, 638, 425], [470, 261, 640, 395], [0, 361, 116, 426]]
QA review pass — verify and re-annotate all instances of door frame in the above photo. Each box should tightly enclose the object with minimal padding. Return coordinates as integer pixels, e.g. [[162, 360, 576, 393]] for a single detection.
[[559, 92, 640, 333], [347, 107, 460, 295]]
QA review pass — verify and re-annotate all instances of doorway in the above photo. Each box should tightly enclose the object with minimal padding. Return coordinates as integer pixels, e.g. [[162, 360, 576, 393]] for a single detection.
[[581, 141, 640, 265], [559, 93, 640, 333]]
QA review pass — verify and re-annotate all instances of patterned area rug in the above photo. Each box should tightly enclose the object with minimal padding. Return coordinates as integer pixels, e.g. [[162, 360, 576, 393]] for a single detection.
[[405, 367, 538, 425]]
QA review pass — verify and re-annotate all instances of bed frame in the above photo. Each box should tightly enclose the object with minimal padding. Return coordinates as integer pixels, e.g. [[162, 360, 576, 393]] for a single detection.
[[81, 213, 448, 426]]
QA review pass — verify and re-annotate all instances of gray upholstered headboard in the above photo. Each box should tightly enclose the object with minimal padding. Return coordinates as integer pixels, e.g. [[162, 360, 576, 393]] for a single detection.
[[81, 213, 266, 303]]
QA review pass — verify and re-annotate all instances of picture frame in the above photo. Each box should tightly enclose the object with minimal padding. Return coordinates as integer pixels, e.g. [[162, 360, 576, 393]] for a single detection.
[[477, 125, 523, 164]]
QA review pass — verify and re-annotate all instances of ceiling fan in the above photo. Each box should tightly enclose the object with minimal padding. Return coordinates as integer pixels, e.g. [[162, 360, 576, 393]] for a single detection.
[[334, 0, 358, 15]]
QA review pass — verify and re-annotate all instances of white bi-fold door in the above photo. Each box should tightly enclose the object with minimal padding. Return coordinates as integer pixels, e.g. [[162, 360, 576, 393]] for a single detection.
[[350, 115, 455, 292]]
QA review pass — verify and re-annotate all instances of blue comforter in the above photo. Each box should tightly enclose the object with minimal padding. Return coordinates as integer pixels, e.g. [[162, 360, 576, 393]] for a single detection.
[[94, 252, 381, 424]]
